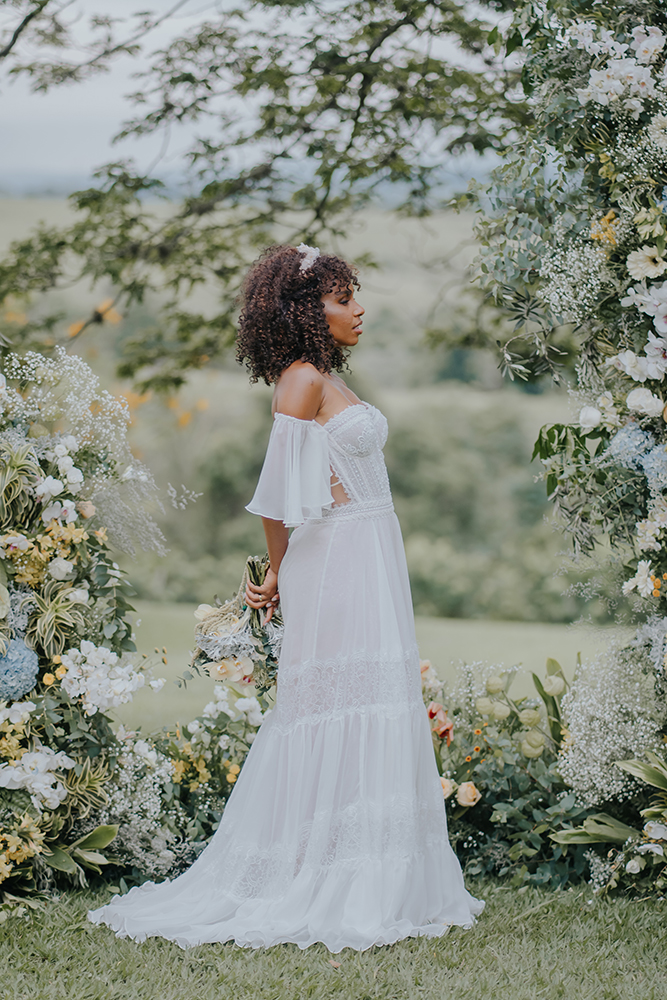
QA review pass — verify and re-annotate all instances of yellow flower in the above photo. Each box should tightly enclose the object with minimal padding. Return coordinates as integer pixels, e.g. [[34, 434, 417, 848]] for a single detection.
[[227, 763, 241, 775], [591, 209, 619, 246], [226, 772, 238, 784], [94, 527, 108, 543], [0, 854, 13, 881], [42, 673, 55, 686], [55, 665, 67, 680], [172, 760, 187, 784]]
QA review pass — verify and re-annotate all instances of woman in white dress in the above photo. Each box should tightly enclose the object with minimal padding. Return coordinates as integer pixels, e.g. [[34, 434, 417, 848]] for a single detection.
[[89, 243, 483, 950]]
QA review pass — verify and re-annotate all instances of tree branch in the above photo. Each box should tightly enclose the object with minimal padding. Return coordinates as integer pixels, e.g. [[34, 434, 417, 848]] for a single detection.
[[0, 0, 52, 60]]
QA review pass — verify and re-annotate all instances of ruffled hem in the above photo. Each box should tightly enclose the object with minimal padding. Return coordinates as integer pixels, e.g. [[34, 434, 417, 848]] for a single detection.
[[88, 888, 484, 952]]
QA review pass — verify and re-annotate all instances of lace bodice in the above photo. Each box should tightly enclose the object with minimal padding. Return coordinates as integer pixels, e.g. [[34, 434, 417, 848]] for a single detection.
[[321, 403, 393, 520], [246, 402, 393, 525]]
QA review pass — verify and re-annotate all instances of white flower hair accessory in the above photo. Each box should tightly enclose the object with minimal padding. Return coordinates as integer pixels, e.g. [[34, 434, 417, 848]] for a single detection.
[[296, 243, 321, 272]]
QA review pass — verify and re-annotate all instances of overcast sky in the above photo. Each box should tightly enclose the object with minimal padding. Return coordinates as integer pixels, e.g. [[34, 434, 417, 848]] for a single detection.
[[0, 0, 212, 193]]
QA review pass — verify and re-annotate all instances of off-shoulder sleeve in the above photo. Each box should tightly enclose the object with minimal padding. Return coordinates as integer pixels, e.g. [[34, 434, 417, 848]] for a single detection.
[[245, 413, 334, 526]]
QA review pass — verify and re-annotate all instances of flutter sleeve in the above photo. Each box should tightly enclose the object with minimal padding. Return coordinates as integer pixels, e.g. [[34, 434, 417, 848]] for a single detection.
[[245, 413, 334, 526]]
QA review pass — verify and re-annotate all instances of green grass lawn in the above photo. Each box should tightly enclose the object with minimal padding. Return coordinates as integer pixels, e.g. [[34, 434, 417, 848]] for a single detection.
[[118, 601, 628, 732], [1, 881, 665, 1000]]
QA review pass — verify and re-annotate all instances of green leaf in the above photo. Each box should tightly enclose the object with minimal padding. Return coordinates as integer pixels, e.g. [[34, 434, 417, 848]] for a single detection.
[[42, 845, 78, 874], [616, 760, 667, 791], [551, 812, 640, 845], [69, 824, 118, 851]]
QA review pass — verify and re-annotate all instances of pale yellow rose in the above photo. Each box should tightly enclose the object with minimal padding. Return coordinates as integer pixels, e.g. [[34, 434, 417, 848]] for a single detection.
[[542, 675, 565, 697], [521, 739, 544, 759], [518, 708, 541, 728], [492, 702, 511, 721], [486, 675, 505, 695], [456, 781, 481, 808], [440, 776, 456, 799], [475, 697, 494, 716], [525, 729, 545, 749]]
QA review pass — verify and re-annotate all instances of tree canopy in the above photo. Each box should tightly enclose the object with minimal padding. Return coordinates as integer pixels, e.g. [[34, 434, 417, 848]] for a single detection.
[[0, 0, 526, 390]]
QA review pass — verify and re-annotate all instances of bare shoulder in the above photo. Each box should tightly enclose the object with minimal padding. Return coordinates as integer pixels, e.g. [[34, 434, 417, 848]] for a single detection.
[[273, 362, 325, 420]]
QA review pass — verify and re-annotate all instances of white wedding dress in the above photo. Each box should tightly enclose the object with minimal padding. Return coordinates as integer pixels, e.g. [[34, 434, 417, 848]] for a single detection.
[[89, 399, 483, 950]]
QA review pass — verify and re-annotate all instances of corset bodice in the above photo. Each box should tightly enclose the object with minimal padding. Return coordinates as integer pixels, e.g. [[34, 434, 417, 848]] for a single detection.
[[320, 403, 393, 519]]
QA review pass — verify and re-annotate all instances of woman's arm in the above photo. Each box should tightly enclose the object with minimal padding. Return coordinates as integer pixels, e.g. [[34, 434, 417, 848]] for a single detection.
[[245, 363, 325, 621]]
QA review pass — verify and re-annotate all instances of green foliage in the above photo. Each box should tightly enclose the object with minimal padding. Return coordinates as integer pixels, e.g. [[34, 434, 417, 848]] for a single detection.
[[0, 1, 527, 390], [425, 660, 598, 887]]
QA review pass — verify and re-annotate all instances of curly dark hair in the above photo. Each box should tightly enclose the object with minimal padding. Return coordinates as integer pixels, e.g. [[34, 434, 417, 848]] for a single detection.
[[236, 244, 360, 384]]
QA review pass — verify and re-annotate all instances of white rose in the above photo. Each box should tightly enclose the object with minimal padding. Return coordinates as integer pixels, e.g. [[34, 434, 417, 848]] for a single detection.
[[57, 455, 74, 474], [48, 557, 74, 580], [65, 588, 89, 604], [627, 387, 664, 417], [625, 857, 642, 874], [579, 405, 601, 430]]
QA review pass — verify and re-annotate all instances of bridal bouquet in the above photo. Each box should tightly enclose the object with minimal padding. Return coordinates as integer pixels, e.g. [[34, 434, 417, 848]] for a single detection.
[[191, 555, 283, 695]]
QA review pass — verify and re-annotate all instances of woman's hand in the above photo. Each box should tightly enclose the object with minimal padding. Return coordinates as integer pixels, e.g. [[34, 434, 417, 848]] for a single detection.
[[245, 566, 280, 622]]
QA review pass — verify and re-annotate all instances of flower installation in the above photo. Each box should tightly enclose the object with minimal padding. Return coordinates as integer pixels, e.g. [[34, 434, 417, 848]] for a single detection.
[[472, 1, 667, 894], [0, 349, 168, 901]]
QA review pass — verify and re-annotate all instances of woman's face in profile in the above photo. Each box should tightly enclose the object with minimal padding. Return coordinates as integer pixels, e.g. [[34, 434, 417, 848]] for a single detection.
[[321, 285, 365, 348]]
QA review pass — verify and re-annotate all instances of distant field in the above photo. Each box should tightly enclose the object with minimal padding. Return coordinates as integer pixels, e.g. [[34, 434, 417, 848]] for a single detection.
[[115, 601, 627, 732]]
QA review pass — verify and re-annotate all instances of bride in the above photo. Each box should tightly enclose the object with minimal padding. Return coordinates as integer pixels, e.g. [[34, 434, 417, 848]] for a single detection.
[[89, 243, 484, 950]]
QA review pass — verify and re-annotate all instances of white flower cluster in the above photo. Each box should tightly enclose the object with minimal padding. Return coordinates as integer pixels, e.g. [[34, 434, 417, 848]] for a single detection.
[[538, 242, 609, 324], [0, 350, 166, 556], [606, 281, 667, 382], [632, 615, 667, 673], [567, 23, 666, 117], [98, 730, 177, 878], [0, 698, 35, 726], [0, 745, 75, 811], [559, 638, 665, 804], [59, 640, 149, 716], [636, 500, 667, 552], [622, 559, 655, 597], [605, 423, 655, 468], [578, 391, 620, 431], [585, 849, 619, 893]]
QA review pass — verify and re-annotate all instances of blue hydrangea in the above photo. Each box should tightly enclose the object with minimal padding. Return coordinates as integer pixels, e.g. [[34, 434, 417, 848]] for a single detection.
[[0, 638, 39, 702], [640, 445, 667, 494], [606, 424, 655, 469]]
